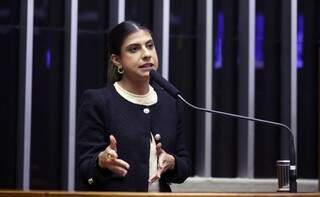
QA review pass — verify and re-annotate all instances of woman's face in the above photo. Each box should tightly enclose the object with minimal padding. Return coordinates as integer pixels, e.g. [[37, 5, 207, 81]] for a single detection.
[[115, 29, 159, 82]]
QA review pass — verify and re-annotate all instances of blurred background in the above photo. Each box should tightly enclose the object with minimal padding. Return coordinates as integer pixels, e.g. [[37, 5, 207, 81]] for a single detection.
[[0, 0, 319, 191]]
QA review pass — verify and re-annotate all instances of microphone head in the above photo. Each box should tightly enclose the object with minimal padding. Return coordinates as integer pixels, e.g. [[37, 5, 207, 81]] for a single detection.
[[149, 70, 180, 98]]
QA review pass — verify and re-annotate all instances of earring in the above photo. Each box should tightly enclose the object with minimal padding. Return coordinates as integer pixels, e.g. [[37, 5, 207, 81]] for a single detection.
[[117, 65, 124, 74]]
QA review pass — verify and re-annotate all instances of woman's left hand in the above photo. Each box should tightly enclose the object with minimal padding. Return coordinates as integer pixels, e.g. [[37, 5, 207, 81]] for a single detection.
[[149, 143, 175, 183]]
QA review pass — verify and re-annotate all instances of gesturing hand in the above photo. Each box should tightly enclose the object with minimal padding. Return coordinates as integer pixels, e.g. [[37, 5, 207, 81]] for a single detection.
[[98, 135, 130, 177], [149, 143, 175, 183]]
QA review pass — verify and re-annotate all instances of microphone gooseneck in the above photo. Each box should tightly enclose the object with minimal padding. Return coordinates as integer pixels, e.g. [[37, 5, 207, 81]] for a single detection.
[[150, 70, 297, 192], [178, 95, 297, 192]]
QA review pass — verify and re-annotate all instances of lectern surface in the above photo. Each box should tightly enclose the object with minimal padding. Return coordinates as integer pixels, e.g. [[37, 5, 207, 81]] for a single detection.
[[0, 191, 320, 197]]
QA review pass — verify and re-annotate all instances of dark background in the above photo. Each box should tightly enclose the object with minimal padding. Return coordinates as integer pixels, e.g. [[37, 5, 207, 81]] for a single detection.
[[0, 0, 318, 189]]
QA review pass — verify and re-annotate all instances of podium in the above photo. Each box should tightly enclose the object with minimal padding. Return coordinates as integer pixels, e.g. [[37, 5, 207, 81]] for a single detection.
[[0, 191, 320, 197]]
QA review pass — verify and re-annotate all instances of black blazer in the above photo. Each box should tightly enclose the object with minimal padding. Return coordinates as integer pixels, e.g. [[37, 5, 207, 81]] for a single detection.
[[76, 84, 191, 192]]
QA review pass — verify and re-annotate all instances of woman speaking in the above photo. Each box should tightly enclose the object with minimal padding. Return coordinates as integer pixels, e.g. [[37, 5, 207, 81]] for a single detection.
[[76, 21, 191, 192]]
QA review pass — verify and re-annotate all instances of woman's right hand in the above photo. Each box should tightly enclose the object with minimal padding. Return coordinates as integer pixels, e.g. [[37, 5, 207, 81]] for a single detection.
[[98, 135, 130, 177]]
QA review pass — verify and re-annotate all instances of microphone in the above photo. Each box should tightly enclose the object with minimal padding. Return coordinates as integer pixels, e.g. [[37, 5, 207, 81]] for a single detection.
[[149, 70, 297, 192], [150, 70, 180, 98]]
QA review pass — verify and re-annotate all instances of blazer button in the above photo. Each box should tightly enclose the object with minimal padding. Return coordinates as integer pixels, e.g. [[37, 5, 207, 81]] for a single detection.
[[88, 178, 94, 185], [143, 108, 150, 114], [154, 133, 161, 141]]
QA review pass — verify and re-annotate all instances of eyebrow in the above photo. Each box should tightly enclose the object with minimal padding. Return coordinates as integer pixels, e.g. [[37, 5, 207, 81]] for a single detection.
[[126, 39, 154, 47]]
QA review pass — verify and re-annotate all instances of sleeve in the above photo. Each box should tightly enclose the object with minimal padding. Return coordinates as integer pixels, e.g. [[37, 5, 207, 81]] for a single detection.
[[76, 89, 113, 187], [161, 100, 191, 184]]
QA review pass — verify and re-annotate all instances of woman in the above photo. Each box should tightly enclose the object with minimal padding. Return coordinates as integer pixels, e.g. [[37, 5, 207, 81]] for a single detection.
[[77, 21, 190, 192]]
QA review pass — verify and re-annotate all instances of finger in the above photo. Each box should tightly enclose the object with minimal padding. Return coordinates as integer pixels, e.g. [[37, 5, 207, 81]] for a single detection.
[[156, 143, 163, 155], [158, 158, 165, 168], [158, 153, 168, 168], [157, 167, 163, 178], [109, 165, 128, 177], [158, 156, 171, 171], [106, 149, 118, 159], [109, 135, 117, 151], [113, 158, 130, 170], [149, 173, 160, 183]]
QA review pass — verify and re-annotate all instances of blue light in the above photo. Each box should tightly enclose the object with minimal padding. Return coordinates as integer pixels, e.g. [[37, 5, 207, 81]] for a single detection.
[[214, 12, 224, 70], [45, 49, 52, 70], [255, 13, 264, 69], [297, 14, 304, 69]]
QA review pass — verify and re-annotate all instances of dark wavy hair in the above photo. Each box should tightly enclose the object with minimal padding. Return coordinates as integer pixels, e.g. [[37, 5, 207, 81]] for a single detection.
[[107, 21, 151, 83]]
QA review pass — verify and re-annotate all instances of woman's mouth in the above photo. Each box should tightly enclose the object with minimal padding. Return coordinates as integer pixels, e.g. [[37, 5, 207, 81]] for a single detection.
[[139, 63, 154, 69]]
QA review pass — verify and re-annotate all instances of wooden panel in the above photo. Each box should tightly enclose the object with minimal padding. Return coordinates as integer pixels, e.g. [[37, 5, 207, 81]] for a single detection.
[[0, 191, 45, 197]]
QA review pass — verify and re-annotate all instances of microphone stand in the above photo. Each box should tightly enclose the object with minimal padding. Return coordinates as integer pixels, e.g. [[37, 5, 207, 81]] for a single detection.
[[149, 70, 297, 192], [177, 94, 297, 192]]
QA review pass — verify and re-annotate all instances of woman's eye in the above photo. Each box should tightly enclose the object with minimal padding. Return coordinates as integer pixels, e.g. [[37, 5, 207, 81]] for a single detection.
[[129, 47, 138, 53], [147, 43, 154, 49]]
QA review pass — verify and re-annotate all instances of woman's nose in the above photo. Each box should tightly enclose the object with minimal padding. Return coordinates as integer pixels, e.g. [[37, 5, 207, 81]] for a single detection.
[[142, 47, 152, 58]]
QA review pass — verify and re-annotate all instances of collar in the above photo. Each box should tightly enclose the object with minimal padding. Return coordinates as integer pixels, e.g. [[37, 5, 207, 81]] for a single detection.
[[114, 82, 158, 106]]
